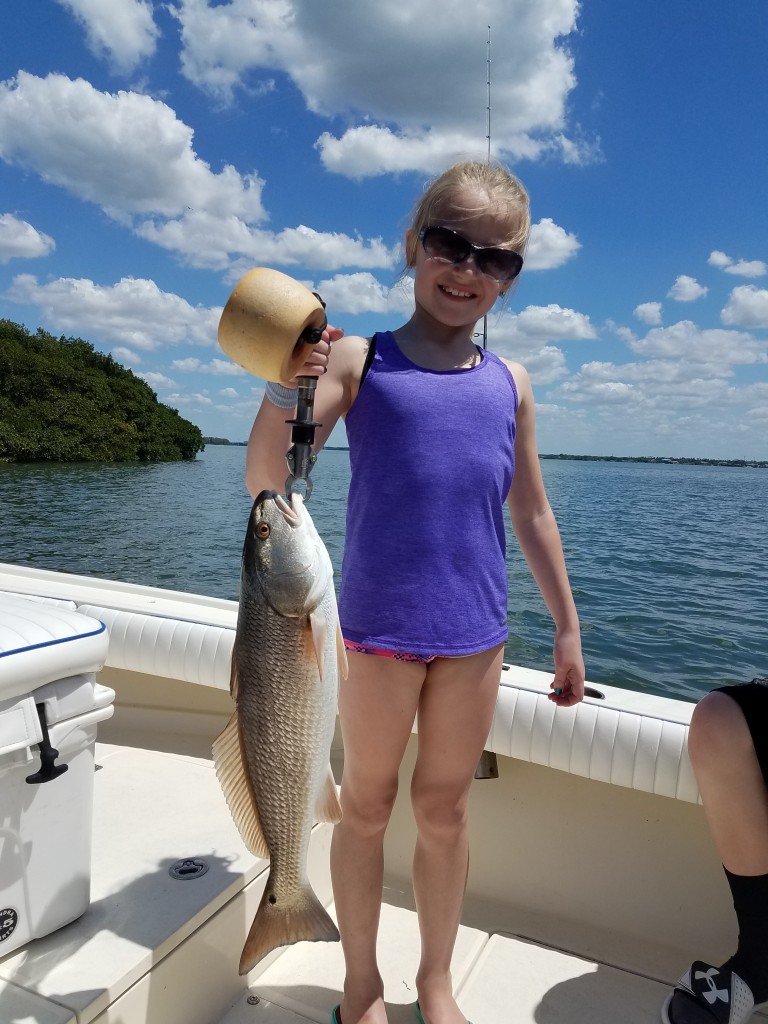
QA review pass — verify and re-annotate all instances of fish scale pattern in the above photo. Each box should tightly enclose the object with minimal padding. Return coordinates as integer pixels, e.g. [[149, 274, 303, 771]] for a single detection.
[[234, 600, 327, 886]]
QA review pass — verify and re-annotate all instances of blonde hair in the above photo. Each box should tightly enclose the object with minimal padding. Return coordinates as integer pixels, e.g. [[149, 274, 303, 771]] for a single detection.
[[405, 161, 530, 267]]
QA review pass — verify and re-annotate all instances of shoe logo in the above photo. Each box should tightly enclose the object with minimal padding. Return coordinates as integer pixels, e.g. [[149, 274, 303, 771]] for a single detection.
[[695, 967, 729, 1006]]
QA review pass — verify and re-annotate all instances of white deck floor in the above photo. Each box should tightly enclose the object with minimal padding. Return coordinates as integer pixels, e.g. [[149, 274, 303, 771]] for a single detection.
[[223, 903, 673, 1024], [0, 730, 711, 1024]]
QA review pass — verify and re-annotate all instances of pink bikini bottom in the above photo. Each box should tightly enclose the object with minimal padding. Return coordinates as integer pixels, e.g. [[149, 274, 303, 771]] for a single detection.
[[343, 640, 437, 664]]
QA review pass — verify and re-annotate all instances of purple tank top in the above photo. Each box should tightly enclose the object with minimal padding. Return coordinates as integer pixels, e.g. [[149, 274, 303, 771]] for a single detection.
[[338, 331, 518, 656]]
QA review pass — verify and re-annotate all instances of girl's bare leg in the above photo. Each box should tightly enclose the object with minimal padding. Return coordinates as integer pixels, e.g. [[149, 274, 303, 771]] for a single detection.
[[332, 652, 427, 1024], [410, 645, 504, 1024], [688, 691, 768, 875]]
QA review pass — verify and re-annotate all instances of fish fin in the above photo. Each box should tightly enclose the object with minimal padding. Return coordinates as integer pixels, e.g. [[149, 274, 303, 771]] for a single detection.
[[212, 713, 270, 860], [336, 621, 349, 680], [315, 765, 342, 824], [239, 878, 339, 975], [230, 646, 239, 701], [309, 607, 328, 681]]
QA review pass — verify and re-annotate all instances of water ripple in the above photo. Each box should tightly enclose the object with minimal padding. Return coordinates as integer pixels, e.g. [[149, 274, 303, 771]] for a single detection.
[[1, 451, 766, 702]]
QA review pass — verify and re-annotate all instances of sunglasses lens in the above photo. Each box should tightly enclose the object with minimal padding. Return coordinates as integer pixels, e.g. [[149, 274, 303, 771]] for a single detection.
[[421, 226, 522, 282], [477, 250, 522, 282], [422, 226, 467, 263]]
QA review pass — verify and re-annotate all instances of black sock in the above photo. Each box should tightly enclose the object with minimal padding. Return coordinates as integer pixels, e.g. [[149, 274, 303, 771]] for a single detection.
[[721, 867, 768, 1003]]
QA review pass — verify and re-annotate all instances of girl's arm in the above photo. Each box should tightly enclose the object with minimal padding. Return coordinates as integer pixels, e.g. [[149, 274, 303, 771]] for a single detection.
[[245, 329, 364, 498], [504, 360, 585, 707]]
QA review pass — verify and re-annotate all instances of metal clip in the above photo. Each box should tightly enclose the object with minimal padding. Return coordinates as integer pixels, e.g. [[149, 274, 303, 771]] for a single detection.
[[283, 313, 325, 499], [285, 441, 318, 500]]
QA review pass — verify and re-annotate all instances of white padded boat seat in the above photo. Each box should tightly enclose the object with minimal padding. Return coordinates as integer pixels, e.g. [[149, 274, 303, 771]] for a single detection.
[[0, 596, 108, 703], [0, 566, 700, 805], [81, 603, 698, 803], [489, 666, 699, 804], [76, 604, 234, 691]]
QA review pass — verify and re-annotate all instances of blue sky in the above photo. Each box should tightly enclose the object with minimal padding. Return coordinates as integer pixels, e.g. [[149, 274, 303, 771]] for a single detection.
[[1, 1, 766, 458]]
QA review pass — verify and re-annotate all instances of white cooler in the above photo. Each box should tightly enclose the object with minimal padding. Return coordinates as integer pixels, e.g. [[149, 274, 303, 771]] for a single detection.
[[0, 594, 113, 956]]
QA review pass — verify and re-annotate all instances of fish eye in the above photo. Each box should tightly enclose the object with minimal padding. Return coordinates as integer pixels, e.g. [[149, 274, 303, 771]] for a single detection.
[[256, 522, 270, 539]]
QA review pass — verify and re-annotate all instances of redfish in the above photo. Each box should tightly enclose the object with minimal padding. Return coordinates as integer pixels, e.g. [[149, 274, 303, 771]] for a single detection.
[[213, 489, 346, 973]]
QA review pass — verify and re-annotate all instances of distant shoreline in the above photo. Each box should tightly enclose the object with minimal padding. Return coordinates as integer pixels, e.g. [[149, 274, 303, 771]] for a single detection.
[[202, 438, 767, 468], [538, 454, 768, 469]]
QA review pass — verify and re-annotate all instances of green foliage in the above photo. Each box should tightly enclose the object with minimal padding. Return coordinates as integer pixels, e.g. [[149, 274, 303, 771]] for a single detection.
[[0, 320, 204, 463]]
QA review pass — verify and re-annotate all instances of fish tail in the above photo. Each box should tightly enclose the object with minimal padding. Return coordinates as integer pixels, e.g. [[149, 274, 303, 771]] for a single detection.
[[239, 877, 340, 975]]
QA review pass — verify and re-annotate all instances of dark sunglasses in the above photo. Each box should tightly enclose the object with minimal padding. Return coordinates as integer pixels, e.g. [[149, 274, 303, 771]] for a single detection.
[[418, 225, 524, 283]]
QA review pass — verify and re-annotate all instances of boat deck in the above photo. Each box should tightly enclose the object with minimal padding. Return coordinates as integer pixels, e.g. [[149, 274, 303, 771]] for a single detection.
[[1, 727, 689, 1024], [3, 565, 767, 1024]]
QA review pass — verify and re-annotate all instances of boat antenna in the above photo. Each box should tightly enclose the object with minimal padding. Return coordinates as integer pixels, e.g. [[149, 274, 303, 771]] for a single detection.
[[482, 24, 491, 349], [486, 24, 492, 165]]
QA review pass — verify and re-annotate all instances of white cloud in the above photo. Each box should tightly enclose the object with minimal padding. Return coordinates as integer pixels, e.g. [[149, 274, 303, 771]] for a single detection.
[[385, 277, 417, 316], [628, 320, 767, 369], [219, 387, 239, 398], [312, 272, 414, 316], [509, 344, 569, 386], [0, 73, 399, 273], [708, 250, 766, 278], [565, 380, 638, 403], [138, 213, 397, 271], [140, 371, 177, 388], [112, 346, 142, 364], [316, 127, 505, 181], [171, 356, 247, 375], [560, 372, 637, 405], [5, 273, 220, 351], [172, 0, 590, 173], [708, 250, 731, 269], [569, 358, 726, 391], [667, 275, 708, 302], [557, 366, 741, 425], [550, 359, 768, 455], [0, 72, 266, 224], [55, 0, 159, 73], [525, 218, 580, 271], [605, 320, 636, 344], [0, 213, 55, 262], [169, 391, 213, 408], [172, 358, 205, 371], [171, 0, 289, 102], [634, 301, 662, 325], [721, 285, 768, 329], [538, 346, 768, 458], [476, 303, 595, 386], [615, 326, 636, 344], [0, 68, 571, 278], [726, 260, 768, 278], [511, 304, 597, 340], [555, 360, 721, 414]]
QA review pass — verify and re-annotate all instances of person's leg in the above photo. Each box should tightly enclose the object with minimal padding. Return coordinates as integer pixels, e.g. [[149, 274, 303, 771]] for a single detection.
[[689, 691, 768, 876], [410, 645, 504, 1024], [332, 651, 427, 1024], [664, 687, 768, 1023], [689, 691, 768, 1001]]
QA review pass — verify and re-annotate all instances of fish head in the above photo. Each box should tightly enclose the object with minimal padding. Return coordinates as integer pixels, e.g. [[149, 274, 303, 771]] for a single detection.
[[242, 489, 333, 617]]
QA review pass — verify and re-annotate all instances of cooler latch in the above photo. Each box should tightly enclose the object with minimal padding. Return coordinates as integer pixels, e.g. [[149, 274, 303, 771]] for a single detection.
[[25, 703, 69, 785]]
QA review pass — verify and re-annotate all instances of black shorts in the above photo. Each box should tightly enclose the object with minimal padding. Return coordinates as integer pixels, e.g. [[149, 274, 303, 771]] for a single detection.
[[714, 679, 768, 785]]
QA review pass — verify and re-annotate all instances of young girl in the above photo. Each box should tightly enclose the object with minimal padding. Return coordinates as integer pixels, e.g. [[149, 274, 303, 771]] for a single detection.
[[245, 161, 585, 1024]]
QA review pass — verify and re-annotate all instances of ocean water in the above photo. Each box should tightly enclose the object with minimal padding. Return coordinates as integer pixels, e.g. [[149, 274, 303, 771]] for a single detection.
[[1, 445, 766, 703]]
